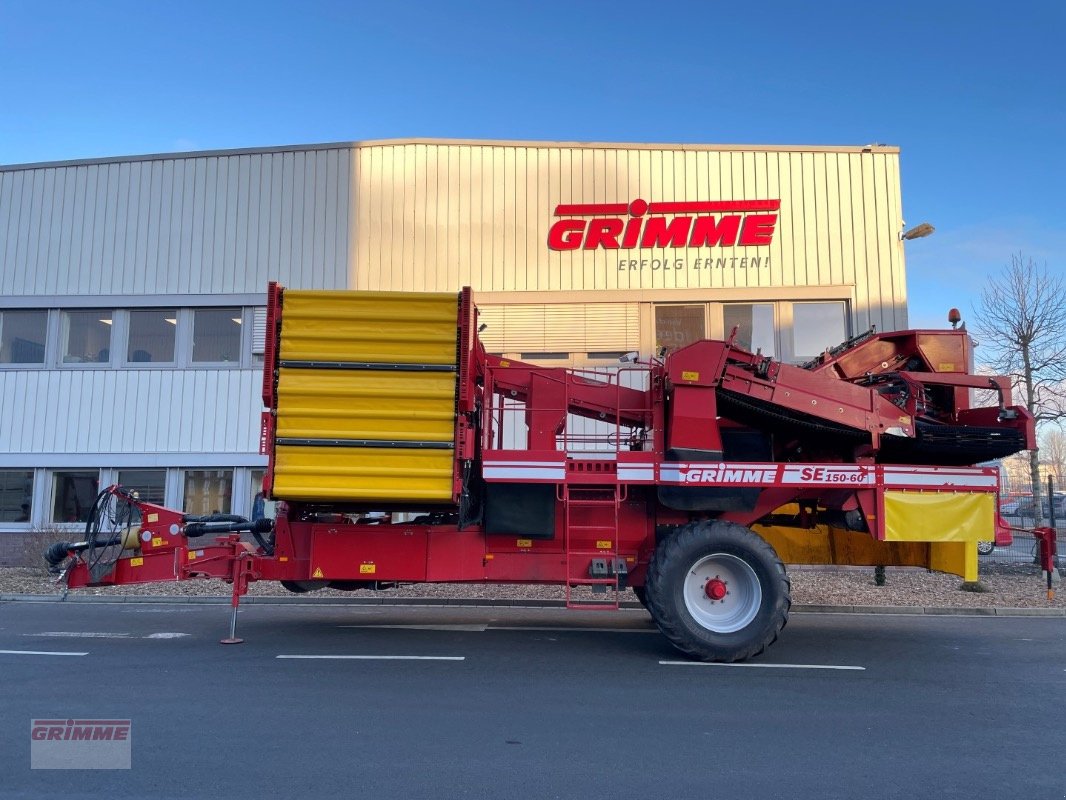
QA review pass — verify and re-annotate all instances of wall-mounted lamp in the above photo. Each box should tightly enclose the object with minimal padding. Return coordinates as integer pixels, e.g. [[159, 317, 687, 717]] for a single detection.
[[901, 222, 935, 241]]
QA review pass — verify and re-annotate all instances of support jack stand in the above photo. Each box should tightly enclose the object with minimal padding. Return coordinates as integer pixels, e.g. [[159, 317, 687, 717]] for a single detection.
[[220, 537, 256, 645]]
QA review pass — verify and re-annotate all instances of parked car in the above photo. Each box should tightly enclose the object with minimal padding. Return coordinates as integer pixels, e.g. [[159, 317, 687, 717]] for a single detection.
[[1014, 493, 1066, 520], [999, 496, 1025, 516], [977, 513, 1014, 556]]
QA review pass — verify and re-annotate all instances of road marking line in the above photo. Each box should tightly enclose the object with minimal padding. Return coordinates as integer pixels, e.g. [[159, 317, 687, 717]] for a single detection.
[[489, 626, 658, 634], [27, 632, 131, 638], [659, 660, 865, 671], [0, 649, 88, 656], [276, 655, 465, 661], [338, 624, 488, 632], [144, 633, 190, 639]]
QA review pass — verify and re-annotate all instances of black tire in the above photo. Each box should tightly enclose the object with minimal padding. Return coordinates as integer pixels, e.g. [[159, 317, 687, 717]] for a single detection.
[[632, 585, 648, 607], [976, 540, 995, 556], [645, 520, 791, 662]]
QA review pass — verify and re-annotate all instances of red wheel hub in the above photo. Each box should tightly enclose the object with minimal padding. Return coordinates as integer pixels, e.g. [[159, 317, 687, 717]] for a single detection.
[[705, 578, 727, 601]]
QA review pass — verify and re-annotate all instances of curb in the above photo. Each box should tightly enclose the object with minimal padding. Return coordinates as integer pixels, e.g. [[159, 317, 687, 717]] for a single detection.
[[1, 593, 1063, 616]]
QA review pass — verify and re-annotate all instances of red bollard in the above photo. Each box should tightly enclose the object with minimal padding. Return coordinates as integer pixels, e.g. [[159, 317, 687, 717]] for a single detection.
[[1032, 527, 1059, 601]]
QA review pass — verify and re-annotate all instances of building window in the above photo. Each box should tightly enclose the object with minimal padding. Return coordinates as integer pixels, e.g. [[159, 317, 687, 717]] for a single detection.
[[127, 310, 177, 364], [0, 470, 34, 522], [792, 302, 847, 360], [192, 309, 242, 364], [52, 470, 100, 523], [117, 469, 166, 505], [183, 469, 233, 515], [61, 311, 112, 364], [724, 304, 776, 356], [655, 305, 705, 354], [0, 310, 47, 364], [249, 469, 275, 521]]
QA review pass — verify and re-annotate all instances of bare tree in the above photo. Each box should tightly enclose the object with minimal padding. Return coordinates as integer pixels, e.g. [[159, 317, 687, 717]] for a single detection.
[[1040, 428, 1066, 485], [975, 254, 1066, 523]]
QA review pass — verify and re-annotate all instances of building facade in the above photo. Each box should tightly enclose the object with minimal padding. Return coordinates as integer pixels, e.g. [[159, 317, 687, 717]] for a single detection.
[[0, 139, 908, 553]]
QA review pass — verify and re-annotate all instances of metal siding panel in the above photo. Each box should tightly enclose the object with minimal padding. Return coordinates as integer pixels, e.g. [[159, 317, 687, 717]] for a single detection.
[[323, 149, 338, 288], [850, 153, 872, 333], [38, 169, 58, 294], [0, 172, 18, 295], [874, 154, 899, 330], [22, 170, 43, 294], [87, 163, 107, 288], [221, 156, 238, 293], [887, 155, 907, 328], [415, 145, 430, 291], [0, 370, 260, 457], [800, 153, 818, 286]]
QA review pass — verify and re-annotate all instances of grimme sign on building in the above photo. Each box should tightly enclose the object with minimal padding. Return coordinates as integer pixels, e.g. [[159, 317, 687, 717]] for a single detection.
[[547, 198, 779, 273]]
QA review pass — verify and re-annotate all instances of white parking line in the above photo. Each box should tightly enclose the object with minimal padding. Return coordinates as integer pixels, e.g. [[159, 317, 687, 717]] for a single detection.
[[660, 661, 865, 670], [27, 632, 131, 638], [276, 655, 465, 661], [0, 649, 88, 656]]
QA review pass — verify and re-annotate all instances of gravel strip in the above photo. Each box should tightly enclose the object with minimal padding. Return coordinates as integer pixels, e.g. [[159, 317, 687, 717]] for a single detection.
[[2, 565, 1063, 609]]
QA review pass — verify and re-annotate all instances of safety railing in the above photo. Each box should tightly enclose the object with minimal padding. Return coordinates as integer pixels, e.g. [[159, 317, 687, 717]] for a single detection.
[[482, 362, 655, 454]]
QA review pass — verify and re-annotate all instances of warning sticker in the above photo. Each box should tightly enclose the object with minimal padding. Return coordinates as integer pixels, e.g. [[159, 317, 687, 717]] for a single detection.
[[516, 539, 532, 548], [151, 537, 163, 547], [312, 567, 325, 578], [129, 557, 143, 567], [359, 564, 376, 574], [596, 540, 612, 550], [681, 371, 700, 382]]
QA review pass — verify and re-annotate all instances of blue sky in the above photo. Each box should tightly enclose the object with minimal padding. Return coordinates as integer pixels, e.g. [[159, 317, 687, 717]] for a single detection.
[[2, 0, 1062, 328]]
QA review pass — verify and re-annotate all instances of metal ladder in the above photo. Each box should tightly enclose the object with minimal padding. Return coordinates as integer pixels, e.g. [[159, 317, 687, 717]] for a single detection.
[[562, 484, 623, 610]]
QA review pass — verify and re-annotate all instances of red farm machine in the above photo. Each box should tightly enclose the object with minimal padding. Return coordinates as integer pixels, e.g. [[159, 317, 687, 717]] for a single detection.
[[47, 285, 1036, 661]]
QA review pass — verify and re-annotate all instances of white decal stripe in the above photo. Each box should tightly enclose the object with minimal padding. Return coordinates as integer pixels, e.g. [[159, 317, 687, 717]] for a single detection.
[[617, 469, 655, 482], [483, 467, 565, 480], [883, 474, 997, 488], [481, 461, 564, 467]]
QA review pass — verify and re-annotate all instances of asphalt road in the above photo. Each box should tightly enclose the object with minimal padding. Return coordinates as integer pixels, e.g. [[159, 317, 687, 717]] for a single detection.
[[0, 601, 1063, 800]]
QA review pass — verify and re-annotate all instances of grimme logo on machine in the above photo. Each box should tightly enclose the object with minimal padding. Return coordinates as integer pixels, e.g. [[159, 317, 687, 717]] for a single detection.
[[547, 198, 780, 251]]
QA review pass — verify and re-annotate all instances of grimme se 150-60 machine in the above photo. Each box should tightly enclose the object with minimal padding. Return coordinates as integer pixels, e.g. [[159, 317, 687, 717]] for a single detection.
[[47, 284, 1036, 661]]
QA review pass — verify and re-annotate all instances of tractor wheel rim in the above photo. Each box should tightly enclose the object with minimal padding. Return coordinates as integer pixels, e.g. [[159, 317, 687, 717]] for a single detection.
[[683, 553, 762, 634]]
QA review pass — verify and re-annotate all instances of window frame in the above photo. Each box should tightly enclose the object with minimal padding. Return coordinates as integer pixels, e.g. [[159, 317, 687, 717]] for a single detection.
[[0, 309, 50, 367], [188, 307, 246, 368], [57, 309, 115, 369], [0, 469, 35, 526], [122, 309, 179, 368], [49, 469, 102, 525], [786, 300, 851, 363]]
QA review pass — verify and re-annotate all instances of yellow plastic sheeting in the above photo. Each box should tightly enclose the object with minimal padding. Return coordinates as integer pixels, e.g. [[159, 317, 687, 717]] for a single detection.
[[754, 524, 932, 568], [280, 290, 459, 365], [930, 541, 978, 582], [754, 524, 976, 580], [272, 445, 454, 503], [883, 491, 995, 543], [276, 369, 457, 442]]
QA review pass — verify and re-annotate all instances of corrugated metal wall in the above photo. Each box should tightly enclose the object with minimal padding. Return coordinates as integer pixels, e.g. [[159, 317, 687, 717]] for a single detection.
[[0, 146, 351, 296], [0, 370, 261, 458], [353, 142, 907, 333]]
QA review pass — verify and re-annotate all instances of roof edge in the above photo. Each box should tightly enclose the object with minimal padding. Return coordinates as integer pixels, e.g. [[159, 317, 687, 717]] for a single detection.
[[1, 138, 901, 172]]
